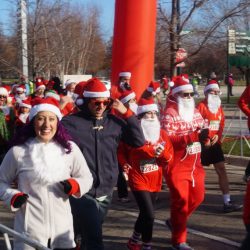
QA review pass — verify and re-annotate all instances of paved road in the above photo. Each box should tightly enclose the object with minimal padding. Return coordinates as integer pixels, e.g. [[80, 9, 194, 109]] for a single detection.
[[0, 162, 247, 250]]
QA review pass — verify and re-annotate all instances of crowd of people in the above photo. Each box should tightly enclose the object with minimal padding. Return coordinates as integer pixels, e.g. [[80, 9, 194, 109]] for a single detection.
[[0, 71, 247, 250]]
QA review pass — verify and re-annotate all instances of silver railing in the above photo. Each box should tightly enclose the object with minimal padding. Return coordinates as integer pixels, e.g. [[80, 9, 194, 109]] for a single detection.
[[0, 223, 50, 250]]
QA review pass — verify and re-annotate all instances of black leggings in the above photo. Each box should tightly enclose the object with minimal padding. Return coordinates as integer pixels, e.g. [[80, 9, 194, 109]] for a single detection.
[[132, 190, 157, 243]]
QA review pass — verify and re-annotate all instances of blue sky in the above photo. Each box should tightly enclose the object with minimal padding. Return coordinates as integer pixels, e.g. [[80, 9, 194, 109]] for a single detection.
[[0, 0, 115, 40]]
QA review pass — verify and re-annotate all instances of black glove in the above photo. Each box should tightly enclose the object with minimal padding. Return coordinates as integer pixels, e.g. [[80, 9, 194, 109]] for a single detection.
[[12, 193, 29, 208], [199, 128, 209, 143], [60, 180, 72, 195]]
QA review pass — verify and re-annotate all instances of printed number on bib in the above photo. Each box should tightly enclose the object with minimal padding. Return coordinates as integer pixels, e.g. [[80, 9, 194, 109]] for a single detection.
[[187, 142, 201, 155], [140, 159, 159, 174], [209, 120, 220, 131]]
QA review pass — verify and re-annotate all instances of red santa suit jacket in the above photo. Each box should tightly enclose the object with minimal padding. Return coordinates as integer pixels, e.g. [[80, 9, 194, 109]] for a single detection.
[[196, 99, 225, 142], [238, 85, 250, 129], [117, 130, 173, 192], [161, 99, 205, 185]]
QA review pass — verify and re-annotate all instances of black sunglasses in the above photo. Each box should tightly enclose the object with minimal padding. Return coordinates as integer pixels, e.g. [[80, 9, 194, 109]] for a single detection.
[[0, 95, 7, 99], [181, 92, 194, 97]]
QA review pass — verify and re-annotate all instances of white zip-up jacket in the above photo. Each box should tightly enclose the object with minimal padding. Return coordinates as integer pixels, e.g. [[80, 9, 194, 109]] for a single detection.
[[0, 138, 93, 250]]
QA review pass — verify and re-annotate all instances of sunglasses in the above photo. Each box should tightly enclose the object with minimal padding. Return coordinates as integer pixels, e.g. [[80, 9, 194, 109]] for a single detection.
[[0, 95, 7, 99], [91, 99, 111, 106], [181, 92, 194, 97]]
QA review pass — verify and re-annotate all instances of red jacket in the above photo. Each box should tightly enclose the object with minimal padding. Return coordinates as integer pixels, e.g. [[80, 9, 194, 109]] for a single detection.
[[238, 85, 250, 129], [117, 130, 173, 192], [196, 99, 225, 142]]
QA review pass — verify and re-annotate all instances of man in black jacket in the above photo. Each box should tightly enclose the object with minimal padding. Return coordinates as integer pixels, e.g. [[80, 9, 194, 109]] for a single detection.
[[62, 78, 145, 250]]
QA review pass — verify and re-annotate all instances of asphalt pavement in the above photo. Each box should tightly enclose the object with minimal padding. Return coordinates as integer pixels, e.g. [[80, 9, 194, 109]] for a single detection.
[[0, 85, 249, 250]]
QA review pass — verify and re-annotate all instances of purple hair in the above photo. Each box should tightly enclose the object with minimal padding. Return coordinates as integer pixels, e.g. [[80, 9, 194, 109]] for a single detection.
[[10, 119, 73, 154]]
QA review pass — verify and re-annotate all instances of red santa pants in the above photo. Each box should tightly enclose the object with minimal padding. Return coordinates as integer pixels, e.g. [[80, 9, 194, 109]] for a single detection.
[[167, 166, 205, 245]]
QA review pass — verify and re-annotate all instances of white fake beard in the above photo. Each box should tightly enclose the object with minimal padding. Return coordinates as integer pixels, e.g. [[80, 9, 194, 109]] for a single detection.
[[19, 113, 29, 123], [207, 94, 221, 114], [177, 96, 195, 122], [28, 139, 67, 185], [141, 117, 160, 144], [129, 103, 138, 115]]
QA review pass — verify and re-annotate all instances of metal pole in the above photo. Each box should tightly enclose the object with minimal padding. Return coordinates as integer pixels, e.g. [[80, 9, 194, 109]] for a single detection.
[[176, 0, 181, 75], [20, 0, 29, 81]]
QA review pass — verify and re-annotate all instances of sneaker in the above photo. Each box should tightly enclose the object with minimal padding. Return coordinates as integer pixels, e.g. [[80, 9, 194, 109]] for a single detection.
[[223, 201, 243, 213], [172, 242, 194, 250], [165, 218, 172, 232], [127, 239, 141, 250], [118, 197, 130, 203]]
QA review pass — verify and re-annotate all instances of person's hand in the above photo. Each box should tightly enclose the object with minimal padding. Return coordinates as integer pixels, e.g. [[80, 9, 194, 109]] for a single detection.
[[154, 143, 165, 158], [210, 135, 219, 146], [123, 163, 132, 175], [112, 99, 127, 115], [11, 193, 29, 208], [60, 179, 80, 196]]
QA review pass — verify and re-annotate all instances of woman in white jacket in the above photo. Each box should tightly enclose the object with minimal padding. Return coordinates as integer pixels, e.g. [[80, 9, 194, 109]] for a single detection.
[[0, 97, 93, 250]]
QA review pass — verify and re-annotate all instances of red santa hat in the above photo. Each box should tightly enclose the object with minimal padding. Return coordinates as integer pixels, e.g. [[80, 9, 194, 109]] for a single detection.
[[119, 72, 131, 78], [16, 84, 26, 93], [83, 78, 110, 98], [0, 87, 9, 96], [20, 99, 32, 109], [204, 79, 220, 93], [147, 81, 161, 96], [45, 90, 60, 101], [171, 74, 193, 95], [119, 89, 136, 104], [64, 79, 76, 88], [29, 97, 62, 121], [74, 81, 88, 106], [137, 97, 158, 115], [35, 78, 46, 91]]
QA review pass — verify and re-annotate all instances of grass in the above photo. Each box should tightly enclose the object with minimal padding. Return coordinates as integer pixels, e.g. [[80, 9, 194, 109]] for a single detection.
[[222, 136, 250, 157]]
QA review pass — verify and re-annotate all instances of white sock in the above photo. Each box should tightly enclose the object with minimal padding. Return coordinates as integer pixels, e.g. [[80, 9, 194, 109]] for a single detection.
[[223, 194, 231, 204]]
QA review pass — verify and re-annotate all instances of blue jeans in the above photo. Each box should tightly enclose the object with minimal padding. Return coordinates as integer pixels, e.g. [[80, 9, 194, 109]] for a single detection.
[[70, 193, 112, 250]]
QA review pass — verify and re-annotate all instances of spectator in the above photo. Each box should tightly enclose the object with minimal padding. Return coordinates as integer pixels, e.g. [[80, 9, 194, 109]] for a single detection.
[[124, 97, 173, 250], [227, 73, 235, 96], [197, 81, 242, 212], [161, 75, 207, 250], [62, 78, 145, 250], [0, 97, 93, 250]]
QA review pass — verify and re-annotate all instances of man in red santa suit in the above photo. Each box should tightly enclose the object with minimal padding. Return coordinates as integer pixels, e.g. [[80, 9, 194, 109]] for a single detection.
[[161, 75, 207, 250], [118, 97, 173, 250], [197, 81, 242, 213], [14, 99, 31, 132]]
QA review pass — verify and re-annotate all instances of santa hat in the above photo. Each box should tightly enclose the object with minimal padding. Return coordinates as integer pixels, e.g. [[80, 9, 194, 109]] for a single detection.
[[171, 74, 193, 95], [137, 97, 158, 115], [147, 81, 161, 96], [20, 99, 32, 109], [204, 79, 220, 93], [64, 79, 76, 88], [45, 90, 60, 101], [119, 72, 131, 78], [119, 89, 136, 104], [29, 97, 62, 121], [35, 78, 46, 91], [73, 81, 87, 106], [0, 87, 9, 96], [83, 78, 110, 98], [16, 84, 26, 93], [210, 72, 217, 79]]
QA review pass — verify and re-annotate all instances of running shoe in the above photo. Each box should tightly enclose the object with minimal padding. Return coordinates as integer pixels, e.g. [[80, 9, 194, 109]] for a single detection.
[[172, 242, 194, 250], [223, 201, 243, 213], [127, 239, 141, 250]]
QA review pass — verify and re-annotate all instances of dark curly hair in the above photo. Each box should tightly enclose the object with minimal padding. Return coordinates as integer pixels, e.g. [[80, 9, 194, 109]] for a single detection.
[[10, 119, 73, 153]]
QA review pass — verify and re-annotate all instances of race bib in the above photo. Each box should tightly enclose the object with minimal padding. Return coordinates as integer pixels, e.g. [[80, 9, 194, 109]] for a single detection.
[[209, 120, 220, 131], [187, 142, 201, 155], [139, 159, 159, 174]]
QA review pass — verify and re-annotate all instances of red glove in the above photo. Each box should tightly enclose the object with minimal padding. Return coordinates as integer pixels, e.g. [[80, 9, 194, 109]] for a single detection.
[[60, 178, 80, 196]]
